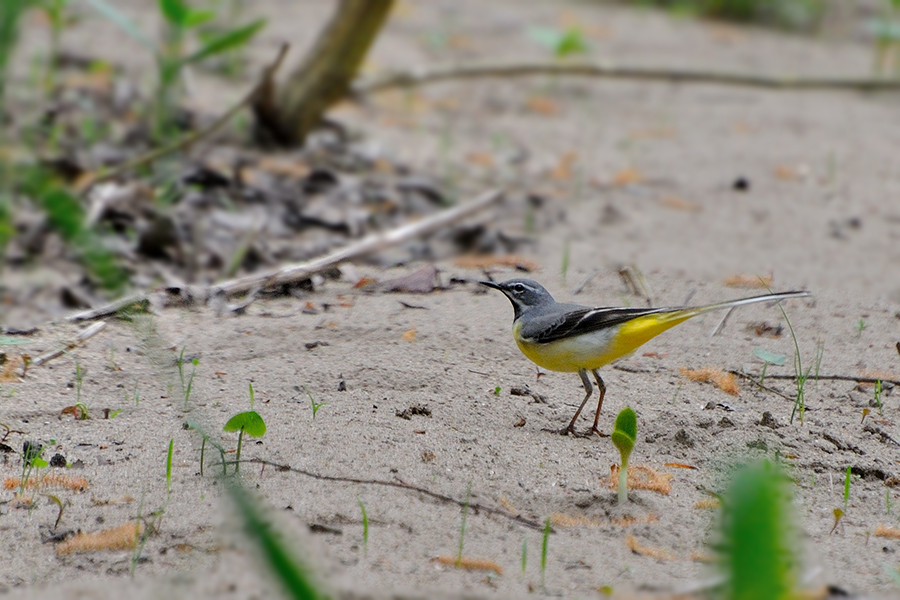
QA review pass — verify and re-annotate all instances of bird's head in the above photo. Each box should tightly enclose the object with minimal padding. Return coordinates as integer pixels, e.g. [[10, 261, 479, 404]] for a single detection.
[[480, 278, 555, 318]]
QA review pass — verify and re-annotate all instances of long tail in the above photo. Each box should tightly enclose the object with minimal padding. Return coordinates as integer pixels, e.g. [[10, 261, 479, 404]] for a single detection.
[[586, 290, 809, 368], [686, 290, 811, 317]]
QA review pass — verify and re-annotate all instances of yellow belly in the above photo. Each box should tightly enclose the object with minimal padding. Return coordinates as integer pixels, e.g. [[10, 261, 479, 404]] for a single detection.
[[513, 311, 695, 373]]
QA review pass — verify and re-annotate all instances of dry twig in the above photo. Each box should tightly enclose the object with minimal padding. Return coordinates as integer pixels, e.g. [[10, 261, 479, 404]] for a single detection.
[[246, 457, 545, 531], [354, 60, 900, 95], [31, 321, 107, 367], [54, 189, 503, 322]]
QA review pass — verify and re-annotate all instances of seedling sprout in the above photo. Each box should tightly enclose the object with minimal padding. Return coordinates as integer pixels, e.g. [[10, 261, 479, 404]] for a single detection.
[[223, 384, 266, 474], [611, 407, 637, 506]]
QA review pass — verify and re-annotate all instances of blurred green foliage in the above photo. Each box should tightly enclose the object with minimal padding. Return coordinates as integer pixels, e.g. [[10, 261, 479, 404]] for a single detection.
[[718, 461, 798, 600], [630, 0, 827, 30]]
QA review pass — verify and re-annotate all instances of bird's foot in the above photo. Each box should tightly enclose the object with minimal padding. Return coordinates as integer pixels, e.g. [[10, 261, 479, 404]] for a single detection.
[[590, 426, 608, 438], [542, 425, 602, 438]]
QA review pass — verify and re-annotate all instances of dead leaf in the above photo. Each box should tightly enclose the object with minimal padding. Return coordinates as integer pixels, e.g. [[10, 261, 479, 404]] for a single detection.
[[0, 354, 24, 382], [774, 165, 799, 181], [625, 535, 674, 560], [680, 367, 740, 396], [60, 405, 88, 420], [433, 555, 503, 575], [694, 498, 720, 510], [722, 274, 772, 288], [402, 329, 416, 342], [56, 521, 142, 554], [549, 151, 577, 180], [610, 514, 658, 527], [603, 464, 673, 495], [612, 167, 642, 187], [454, 255, 538, 272], [875, 525, 900, 539], [664, 462, 697, 470], [525, 96, 560, 116], [659, 196, 701, 212], [466, 152, 495, 168], [4, 473, 88, 491]]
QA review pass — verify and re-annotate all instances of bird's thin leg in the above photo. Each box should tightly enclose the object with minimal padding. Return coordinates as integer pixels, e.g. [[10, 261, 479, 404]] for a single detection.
[[589, 370, 608, 437], [559, 369, 592, 436]]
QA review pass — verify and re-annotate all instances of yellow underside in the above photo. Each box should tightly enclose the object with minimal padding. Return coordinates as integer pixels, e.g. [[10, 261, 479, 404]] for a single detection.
[[514, 310, 697, 373]]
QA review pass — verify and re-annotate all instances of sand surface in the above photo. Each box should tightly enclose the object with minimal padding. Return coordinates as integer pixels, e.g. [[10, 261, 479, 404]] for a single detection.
[[3, 1, 900, 598]]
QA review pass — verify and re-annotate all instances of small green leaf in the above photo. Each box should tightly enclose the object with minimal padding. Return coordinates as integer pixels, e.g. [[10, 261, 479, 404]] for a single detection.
[[159, 0, 189, 25], [183, 9, 215, 28], [526, 26, 589, 57], [753, 348, 786, 366], [181, 19, 265, 66], [0, 336, 33, 346], [31, 457, 49, 469], [611, 430, 634, 456], [224, 410, 266, 437], [613, 407, 637, 442]]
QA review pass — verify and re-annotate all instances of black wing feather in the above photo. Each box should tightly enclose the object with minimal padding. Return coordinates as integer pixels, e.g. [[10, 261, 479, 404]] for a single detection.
[[531, 306, 669, 344]]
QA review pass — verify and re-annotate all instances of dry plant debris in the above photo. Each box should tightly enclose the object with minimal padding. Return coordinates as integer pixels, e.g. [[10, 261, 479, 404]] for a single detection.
[[874, 525, 900, 539], [625, 534, 675, 560], [659, 196, 702, 212], [454, 254, 538, 271], [694, 497, 721, 510], [56, 521, 143, 554], [0, 355, 25, 382], [4, 473, 88, 492], [432, 555, 503, 575], [680, 367, 740, 396], [722, 274, 773, 288], [603, 465, 673, 495]]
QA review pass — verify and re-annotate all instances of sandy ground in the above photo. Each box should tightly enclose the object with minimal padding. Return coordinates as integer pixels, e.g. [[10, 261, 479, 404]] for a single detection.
[[3, 1, 900, 598]]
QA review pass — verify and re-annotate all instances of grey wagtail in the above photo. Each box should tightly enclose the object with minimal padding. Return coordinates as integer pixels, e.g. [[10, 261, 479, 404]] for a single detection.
[[481, 278, 809, 437]]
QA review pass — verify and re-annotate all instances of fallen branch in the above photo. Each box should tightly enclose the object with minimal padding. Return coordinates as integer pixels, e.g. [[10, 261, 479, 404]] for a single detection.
[[65, 293, 147, 323], [208, 187, 503, 297], [758, 373, 900, 387], [728, 370, 794, 402], [56, 188, 504, 321], [76, 43, 290, 195], [353, 60, 900, 95], [31, 321, 107, 367], [247, 458, 546, 531]]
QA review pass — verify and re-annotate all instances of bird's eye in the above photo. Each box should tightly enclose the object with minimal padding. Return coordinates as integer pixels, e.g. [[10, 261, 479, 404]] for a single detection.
[[512, 284, 525, 294]]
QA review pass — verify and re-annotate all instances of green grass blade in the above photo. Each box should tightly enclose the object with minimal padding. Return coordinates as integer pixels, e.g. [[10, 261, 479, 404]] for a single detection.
[[720, 462, 796, 600], [226, 482, 324, 600], [165, 438, 174, 493], [181, 19, 265, 66]]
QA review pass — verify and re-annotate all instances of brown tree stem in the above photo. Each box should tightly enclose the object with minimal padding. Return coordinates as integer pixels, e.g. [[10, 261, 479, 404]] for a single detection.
[[256, 0, 394, 145]]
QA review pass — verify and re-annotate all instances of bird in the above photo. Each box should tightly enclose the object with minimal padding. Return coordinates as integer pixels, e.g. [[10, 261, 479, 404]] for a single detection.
[[481, 278, 809, 437]]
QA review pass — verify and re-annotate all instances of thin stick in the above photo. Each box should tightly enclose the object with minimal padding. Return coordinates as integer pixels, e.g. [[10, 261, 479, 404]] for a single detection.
[[76, 43, 290, 195], [209, 188, 503, 297], [728, 370, 794, 401], [53, 189, 504, 321], [246, 458, 546, 531], [65, 293, 147, 323], [758, 374, 900, 386], [353, 60, 900, 95], [31, 322, 107, 367]]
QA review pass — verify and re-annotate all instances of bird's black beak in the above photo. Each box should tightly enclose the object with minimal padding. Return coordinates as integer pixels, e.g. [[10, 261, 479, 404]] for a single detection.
[[479, 280, 502, 291]]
